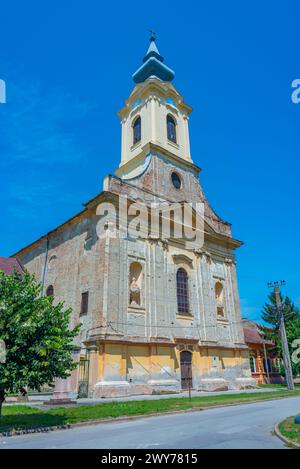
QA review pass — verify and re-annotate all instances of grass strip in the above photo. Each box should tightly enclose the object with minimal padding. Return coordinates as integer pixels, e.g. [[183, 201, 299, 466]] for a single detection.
[[1, 389, 300, 434], [278, 414, 300, 445]]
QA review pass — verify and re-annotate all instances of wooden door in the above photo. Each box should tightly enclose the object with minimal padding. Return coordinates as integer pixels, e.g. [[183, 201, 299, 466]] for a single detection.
[[180, 351, 193, 390]]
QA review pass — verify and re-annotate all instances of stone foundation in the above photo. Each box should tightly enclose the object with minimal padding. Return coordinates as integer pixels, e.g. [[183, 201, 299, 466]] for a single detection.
[[147, 379, 179, 394], [231, 377, 257, 389], [198, 378, 229, 392], [198, 376, 257, 392], [94, 381, 153, 398], [94, 379, 181, 398]]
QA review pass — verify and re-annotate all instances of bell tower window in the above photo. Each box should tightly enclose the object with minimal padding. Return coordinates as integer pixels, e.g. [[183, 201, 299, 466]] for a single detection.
[[133, 116, 141, 145], [167, 115, 177, 143]]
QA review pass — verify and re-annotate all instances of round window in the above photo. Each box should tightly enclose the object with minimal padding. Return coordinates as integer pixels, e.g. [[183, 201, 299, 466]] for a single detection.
[[171, 172, 182, 189]]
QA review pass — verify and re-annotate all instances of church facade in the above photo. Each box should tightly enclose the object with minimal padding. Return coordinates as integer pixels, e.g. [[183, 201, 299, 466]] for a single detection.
[[14, 37, 255, 398]]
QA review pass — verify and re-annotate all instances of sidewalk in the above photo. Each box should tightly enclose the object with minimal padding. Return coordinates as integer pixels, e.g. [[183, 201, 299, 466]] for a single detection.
[[4, 386, 284, 408], [76, 386, 283, 405]]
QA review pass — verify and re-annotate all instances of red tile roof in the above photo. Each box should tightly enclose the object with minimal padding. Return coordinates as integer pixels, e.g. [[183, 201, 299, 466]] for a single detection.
[[243, 327, 273, 346], [0, 257, 24, 275]]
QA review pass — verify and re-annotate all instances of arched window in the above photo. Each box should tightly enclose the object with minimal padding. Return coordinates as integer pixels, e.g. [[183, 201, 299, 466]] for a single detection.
[[215, 281, 225, 318], [46, 285, 54, 297], [133, 116, 141, 145], [176, 268, 189, 314], [167, 115, 176, 143], [249, 353, 256, 373]]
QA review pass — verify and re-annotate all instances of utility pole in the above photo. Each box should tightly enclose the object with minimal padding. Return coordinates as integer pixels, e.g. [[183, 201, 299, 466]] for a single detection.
[[268, 280, 295, 391], [262, 340, 270, 384]]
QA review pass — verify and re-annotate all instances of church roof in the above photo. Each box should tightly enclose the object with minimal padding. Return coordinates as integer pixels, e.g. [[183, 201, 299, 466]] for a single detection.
[[132, 34, 175, 84], [0, 257, 24, 275]]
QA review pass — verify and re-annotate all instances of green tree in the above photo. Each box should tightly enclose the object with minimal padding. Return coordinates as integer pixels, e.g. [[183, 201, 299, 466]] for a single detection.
[[260, 292, 300, 377], [0, 270, 80, 416]]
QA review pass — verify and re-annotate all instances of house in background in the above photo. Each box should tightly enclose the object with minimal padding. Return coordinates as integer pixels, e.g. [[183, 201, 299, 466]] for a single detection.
[[242, 318, 283, 384], [0, 257, 24, 275]]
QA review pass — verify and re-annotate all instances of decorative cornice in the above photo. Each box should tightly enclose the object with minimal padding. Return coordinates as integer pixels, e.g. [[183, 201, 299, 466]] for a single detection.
[[148, 236, 169, 251], [159, 239, 169, 251], [224, 257, 236, 265], [194, 249, 212, 263], [118, 79, 192, 120], [116, 142, 199, 176], [172, 253, 194, 266]]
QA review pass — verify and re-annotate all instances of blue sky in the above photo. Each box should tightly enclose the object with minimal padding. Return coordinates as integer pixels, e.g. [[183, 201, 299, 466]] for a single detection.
[[0, 1, 299, 322]]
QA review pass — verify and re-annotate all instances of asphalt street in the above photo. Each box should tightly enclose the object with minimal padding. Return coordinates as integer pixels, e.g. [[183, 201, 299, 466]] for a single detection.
[[1, 396, 300, 449]]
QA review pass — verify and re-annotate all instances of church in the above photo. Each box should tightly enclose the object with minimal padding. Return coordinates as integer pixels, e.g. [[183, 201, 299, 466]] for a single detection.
[[14, 36, 255, 398]]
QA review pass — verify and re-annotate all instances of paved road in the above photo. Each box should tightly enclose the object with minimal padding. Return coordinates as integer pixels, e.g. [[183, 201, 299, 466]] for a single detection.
[[1, 397, 299, 449]]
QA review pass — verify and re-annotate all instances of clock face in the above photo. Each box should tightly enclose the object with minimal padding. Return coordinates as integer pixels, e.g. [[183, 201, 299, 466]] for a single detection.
[[171, 172, 182, 189]]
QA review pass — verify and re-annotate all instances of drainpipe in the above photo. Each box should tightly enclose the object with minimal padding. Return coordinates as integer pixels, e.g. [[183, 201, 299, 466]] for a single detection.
[[41, 235, 49, 295]]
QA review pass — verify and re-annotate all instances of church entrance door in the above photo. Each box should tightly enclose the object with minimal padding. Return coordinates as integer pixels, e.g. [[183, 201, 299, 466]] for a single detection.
[[180, 351, 193, 390]]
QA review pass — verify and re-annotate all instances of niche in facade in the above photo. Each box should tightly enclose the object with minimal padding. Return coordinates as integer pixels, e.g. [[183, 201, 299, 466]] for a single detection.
[[215, 281, 225, 318], [129, 262, 142, 306]]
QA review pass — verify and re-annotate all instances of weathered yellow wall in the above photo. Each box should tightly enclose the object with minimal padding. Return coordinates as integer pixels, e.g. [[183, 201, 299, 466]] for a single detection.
[[149, 346, 177, 381], [126, 345, 149, 381], [88, 343, 250, 394], [103, 343, 125, 380]]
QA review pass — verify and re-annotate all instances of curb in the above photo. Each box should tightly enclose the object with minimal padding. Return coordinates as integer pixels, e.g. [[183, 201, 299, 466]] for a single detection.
[[274, 420, 300, 449], [1, 394, 300, 438], [0, 424, 71, 438], [0, 408, 205, 437]]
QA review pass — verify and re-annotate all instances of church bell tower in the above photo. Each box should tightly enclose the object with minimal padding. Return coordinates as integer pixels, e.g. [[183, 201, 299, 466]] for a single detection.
[[117, 34, 193, 179]]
